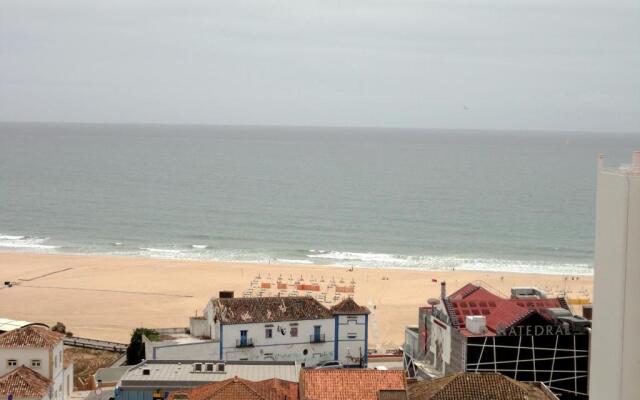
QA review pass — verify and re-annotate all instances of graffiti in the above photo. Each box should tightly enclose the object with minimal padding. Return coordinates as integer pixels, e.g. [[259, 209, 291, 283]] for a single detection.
[[313, 351, 333, 359], [227, 347, 334, 364]]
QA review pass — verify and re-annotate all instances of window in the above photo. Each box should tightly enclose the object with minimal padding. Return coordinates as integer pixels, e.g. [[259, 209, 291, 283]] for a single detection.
[[31, 360, 42, 368], [7, 359, 17, 367], [290, 326, 298, 337], [205, 363, 214, 372], [265, 328, 272, 338]]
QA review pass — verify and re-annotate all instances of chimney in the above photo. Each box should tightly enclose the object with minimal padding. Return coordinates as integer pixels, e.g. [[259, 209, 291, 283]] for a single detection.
[[440, 281, 446, 300], [632, 151, 640, 173], [219, 291, 234, 299]]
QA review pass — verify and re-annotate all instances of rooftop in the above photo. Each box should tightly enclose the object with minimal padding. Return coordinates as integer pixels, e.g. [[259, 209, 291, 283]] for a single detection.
[[151, 333, 213, 346], [299, 369, 406, 400], [211, 297, 335, 324], [168, 377, 298, 400], [0, 366, 53, 398], [444, 284, 567, 336], [407, 372, 558, 400], [329, 298, 370, 315], [0, 326, 64, 349], [119, 360, 301, 387]]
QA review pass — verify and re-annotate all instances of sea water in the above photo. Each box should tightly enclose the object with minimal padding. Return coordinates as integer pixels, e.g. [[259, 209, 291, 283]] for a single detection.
[[0, 122, 637, 274]]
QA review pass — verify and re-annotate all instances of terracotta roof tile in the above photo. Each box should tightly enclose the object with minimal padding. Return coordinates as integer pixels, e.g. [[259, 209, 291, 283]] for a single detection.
[[330, 298, 370, 315], [0, 366, 52, 398], [445, 285, 567, 335], [408, 373, 556, 400], [168, 377, 298, 400], [300, 369, 406, 400], [0, 326, 63, 349], [212, 297, 333, 324]]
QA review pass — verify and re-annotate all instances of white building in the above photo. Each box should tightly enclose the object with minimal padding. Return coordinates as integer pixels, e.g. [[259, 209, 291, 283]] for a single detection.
[[145, 293, 369, 367], [0, 326, 73, 400], [590, 151, 640, 400]]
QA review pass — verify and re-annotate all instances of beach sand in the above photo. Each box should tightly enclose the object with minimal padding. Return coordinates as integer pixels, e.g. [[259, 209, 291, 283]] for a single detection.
[[0, 251, 593, 348]]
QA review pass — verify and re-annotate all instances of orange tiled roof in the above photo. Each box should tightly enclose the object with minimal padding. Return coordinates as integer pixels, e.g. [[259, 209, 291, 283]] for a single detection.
[[330, 298, 370, 315], [168, 377, 298, 400], [0, 366, 52, 398], [408, 373, 556, 400], [445, 285, 566, 335], [300, 369, 406, 400], [0, 326, 63, 349]]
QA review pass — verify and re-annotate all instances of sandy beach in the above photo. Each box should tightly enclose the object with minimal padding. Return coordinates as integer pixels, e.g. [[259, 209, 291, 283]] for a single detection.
[[0, 251, 593, 348]]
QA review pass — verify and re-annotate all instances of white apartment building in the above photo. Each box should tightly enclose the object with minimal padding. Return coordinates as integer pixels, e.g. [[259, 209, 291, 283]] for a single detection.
[[590, 151, 640, 400], [0, 326, 74, 400], [145, 293, 369, 367]]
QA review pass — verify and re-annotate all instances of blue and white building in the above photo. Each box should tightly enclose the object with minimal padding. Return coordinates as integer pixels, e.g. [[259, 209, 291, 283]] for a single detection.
[[144, 292, 369, 368]]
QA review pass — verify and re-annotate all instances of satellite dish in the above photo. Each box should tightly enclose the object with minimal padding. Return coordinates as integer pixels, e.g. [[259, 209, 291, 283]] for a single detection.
[[427, 298, 440, 306]]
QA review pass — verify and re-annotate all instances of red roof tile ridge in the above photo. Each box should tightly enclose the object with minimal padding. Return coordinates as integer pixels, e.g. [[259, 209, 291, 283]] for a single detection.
[[0, 366, 52, 397], [0, 326, 63, 349], [330, 297, 370, 314]]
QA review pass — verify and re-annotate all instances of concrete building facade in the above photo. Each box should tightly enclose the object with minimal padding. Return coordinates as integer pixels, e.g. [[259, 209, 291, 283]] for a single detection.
[[0, 327, 73, 400], [589, 151, 640, 400], [404, 282, 590, 400], [145, 294, 369, 368]]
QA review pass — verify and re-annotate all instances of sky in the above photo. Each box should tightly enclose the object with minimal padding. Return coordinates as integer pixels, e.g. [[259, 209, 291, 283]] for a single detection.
[[0, 0, 638, 132]]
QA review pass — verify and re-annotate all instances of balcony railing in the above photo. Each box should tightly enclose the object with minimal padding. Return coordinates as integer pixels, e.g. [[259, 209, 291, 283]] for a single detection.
[[309, 334, 325, 343], [235, 338, 254, 348]]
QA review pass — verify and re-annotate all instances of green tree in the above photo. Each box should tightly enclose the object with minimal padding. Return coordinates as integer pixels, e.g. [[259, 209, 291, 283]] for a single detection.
[[126, 328, 159, 365]]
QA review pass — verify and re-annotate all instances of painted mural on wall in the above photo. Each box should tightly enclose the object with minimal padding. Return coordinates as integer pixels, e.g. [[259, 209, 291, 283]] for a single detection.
[[425, 316, 451, 374]]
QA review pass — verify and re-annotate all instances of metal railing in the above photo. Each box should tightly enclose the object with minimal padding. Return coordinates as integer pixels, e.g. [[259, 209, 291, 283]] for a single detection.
[[309, 334, 325, 343], [235, 338, 254, 348]]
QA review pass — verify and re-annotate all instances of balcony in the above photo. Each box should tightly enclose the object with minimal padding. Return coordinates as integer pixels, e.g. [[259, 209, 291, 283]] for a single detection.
[[309, 334, 326, 343], [235, 338, 254, 348]]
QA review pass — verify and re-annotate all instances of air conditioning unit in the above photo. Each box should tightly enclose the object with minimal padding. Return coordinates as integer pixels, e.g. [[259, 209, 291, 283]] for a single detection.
[[465, 316, 487, 335]]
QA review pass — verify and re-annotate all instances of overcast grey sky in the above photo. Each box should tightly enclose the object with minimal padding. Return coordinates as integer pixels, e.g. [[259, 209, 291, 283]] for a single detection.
[[1, 0, 638, 132]]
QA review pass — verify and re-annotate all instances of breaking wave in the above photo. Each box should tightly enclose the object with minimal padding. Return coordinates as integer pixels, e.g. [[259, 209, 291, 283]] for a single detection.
[[0, 234, 60, 250]]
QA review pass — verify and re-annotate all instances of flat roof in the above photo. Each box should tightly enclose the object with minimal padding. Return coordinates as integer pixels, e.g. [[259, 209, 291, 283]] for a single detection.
[[119, 360, 301, 387], [151, 333, 213, 346]]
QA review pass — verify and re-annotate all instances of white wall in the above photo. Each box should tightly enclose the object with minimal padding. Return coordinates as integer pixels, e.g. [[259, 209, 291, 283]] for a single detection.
[[0, 341, 69, 400], [0, 347, 51, 377], [336, 315, 367, 366], [50, 342, 66, 400], [63, 363, 73, 400], [152, 342, 219, 360], [221, 318, 335, 367], [590, 163, 640, 400], [189, 318, 209, 338]]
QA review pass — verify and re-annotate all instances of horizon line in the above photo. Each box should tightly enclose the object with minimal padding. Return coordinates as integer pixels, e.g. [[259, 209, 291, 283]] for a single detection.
[[0, 120, 638, 136]]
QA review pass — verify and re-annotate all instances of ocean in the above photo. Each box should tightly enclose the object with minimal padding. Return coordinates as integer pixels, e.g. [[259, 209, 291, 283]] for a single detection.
[[0, 122, 637, 275]]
